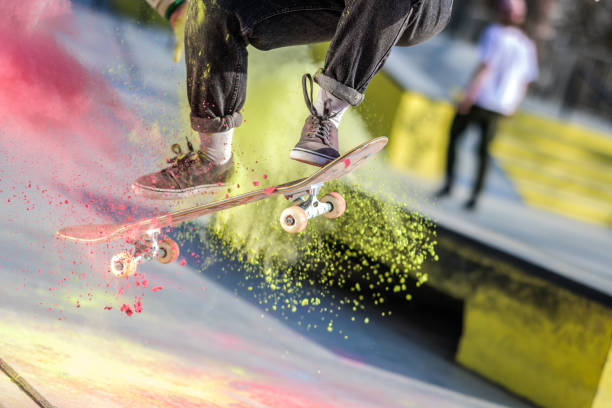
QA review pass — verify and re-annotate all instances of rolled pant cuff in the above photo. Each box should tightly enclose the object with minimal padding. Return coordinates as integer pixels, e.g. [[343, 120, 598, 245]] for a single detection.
[[314, 69, 364, 106], [190, 112, 243, 133]]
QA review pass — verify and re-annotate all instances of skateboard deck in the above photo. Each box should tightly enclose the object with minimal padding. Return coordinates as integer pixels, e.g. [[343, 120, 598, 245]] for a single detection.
[[57, 137, 387, 276]]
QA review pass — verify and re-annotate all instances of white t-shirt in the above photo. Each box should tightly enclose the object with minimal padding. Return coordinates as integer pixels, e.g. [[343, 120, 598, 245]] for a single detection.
[[475, 24, 539, 116]]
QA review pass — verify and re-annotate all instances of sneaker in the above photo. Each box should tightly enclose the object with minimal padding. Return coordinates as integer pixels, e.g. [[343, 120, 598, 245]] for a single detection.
[[434, 185, 451, 199], [290, 74, 340, 167], [132, 139, 233, 200], [464, 197, 477, 210]]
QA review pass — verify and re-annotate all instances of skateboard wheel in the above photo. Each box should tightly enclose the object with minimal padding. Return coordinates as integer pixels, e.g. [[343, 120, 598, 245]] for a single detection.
[[321, 192, 346, 219], [157, 239, 180, 264], [110, 252, 137, 278], [280, 206, 308, 234]]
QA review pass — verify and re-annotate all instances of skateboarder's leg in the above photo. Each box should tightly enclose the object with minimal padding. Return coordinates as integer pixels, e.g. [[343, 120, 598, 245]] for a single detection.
[[133, 0, 452, 196], [316, 0, 453, 106], [185, 0, 452, 129], [185, 0, 348, 167], [185, 0, 451, 143], [293, 0, 453, 166], [185, 0, 246, 134], [185, 0, 346, 134], [132, 0, 346, 198]]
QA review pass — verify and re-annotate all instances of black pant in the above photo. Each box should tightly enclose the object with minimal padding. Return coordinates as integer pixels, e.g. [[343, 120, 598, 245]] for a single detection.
[[442, 105, 502, 202], [185, 0, 453, 132]]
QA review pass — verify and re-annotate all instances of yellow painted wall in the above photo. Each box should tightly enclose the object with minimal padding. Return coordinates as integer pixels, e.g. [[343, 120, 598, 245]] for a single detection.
[[356, 72, 404, 139], [592, 342, 612, 408], [458, 287, 612, 408], [424, 234, 612, 408], [492, 115, 612, 226], [386, 92, 454, 180]]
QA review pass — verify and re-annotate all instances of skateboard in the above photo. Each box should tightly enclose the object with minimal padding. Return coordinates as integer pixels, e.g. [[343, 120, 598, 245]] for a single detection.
[[57, 137, 387, 277]]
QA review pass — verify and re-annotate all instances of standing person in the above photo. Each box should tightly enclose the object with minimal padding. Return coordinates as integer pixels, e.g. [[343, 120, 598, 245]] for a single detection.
[[135, 0, 453, 199], [436, 0, 538, 209]]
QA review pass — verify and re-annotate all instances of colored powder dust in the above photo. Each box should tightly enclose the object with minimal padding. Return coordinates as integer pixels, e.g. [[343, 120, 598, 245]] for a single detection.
[[172, 46, 437, 333], [120, 304, 133, 316], [0, 0, 142, 198], [17, 13, 437, 323]]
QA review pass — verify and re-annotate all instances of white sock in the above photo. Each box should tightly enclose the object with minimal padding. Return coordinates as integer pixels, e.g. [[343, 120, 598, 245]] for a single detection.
[[199, 129, 233, 165], [314, 88, 350, 129]]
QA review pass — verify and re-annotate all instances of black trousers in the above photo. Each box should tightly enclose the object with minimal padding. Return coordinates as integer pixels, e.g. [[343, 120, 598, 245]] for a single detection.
[[185, 0, 453, 132], [442, 105, 502, 202]]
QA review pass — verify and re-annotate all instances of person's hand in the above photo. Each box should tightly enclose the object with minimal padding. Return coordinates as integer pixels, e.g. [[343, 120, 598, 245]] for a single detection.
[[169, 1, 187, 62], [457, 97, 473, 115]]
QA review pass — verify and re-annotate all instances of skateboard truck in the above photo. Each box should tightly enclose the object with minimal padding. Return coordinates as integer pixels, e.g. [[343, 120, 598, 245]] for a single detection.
[[280, 183, 346, 234], [109, 229, 180, 277]]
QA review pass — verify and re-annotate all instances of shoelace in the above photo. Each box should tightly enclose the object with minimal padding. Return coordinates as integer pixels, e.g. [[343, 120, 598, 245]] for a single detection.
[[302, 73, 335, 145], [162, 138, 199, 174]]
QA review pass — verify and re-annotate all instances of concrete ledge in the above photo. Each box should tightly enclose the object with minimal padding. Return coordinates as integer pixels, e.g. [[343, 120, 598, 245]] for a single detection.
[[420, 226, 612, 408]]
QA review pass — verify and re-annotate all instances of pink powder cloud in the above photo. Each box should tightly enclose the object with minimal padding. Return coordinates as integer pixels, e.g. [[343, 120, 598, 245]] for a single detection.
[[0, 0, 140, 194]]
